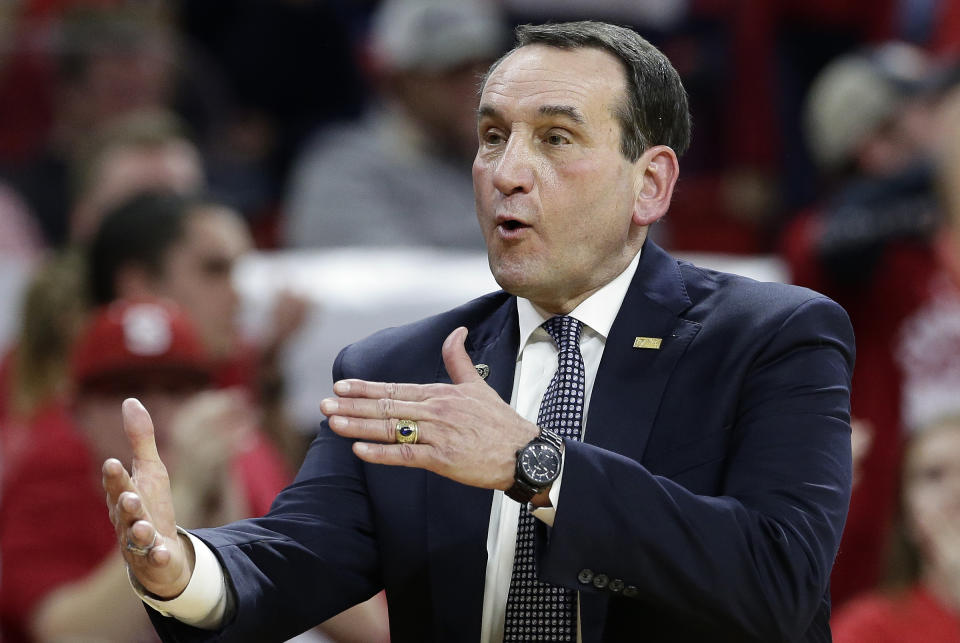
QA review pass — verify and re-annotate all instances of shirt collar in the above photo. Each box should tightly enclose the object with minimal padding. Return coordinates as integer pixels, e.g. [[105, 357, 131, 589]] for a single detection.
[[516, 249, 642, 350]]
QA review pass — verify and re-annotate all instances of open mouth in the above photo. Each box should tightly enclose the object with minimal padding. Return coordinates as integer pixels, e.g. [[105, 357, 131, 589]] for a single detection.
[[501, 220, 525, 231]]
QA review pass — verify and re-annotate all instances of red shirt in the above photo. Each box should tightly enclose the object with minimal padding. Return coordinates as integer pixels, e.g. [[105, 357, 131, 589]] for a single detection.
[[0, 402, 115, 643], [0, 400, 291, 642], [833, 585, 960, 643]]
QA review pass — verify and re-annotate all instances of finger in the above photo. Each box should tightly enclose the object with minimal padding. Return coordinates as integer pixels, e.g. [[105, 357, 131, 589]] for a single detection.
[[125, 520, 172, 568], [328, 415, 402, 444], [353, 441, 431, 469], [117, 491, 149, 528], [122, 398, 161, 464], [332, 378, 433, 402], [442, 327, 482, 385], [103, 458, 136, 505], [128, 519, 158, 548], [321, 395, 425, 421]]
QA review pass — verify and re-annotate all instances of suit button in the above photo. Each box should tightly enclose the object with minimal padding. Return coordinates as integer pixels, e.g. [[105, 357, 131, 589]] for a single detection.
[[609, 578, 624, 593], [577, 569, 594, 584], [623, 585, 639, 598], [592, 573, 609, 589]]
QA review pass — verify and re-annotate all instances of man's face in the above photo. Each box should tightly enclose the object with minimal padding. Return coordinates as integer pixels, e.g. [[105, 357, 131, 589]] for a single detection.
[[157, 207, 251, 358], [473, 45, 646, 313]]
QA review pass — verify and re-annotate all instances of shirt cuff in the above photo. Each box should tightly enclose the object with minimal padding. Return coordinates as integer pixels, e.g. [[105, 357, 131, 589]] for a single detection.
[[127, 527, 228, 629], [530, 453, 565, 527]]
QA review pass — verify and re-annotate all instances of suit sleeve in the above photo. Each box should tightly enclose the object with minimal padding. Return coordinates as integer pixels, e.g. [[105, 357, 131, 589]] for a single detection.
[[540, 296, 855, 642], [150, 349, 383, 643]]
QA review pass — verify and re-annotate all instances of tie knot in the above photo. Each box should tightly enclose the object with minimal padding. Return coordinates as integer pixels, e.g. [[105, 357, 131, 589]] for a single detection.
[[542, 315, 583, 353]]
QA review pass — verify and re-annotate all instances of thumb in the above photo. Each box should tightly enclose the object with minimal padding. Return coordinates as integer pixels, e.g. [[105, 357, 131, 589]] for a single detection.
[[442, 327, 482, 384], [122, 398, 162, 464]]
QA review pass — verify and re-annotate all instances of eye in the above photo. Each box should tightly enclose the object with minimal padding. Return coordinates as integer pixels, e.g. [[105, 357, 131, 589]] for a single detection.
[[916, 464, 947, 484], [481, 129, 506, 145], [545, 131, 571, 146]]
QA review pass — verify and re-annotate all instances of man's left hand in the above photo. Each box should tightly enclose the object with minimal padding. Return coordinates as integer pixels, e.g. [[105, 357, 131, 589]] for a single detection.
[[321, 326, 539, 491]]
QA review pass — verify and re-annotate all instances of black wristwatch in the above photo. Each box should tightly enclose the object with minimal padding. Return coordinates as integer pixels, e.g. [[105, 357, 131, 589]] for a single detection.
[[505, 428, 564, 504]]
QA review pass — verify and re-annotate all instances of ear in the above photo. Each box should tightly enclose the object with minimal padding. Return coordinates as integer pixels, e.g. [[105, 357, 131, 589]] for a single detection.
[[114, 263, 156, 300], [631, 145, 679, 227]]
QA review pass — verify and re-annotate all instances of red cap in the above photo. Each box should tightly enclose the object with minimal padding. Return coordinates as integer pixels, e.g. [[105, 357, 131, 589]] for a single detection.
[[71, 298, 212, 394]]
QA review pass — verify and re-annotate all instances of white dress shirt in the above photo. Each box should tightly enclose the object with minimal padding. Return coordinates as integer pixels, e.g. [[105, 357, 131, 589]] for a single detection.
[[137, 250, 643, 641]]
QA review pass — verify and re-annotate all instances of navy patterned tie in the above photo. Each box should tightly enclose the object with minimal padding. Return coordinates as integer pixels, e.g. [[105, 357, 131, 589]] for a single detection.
[[503, 315, 585, 642]]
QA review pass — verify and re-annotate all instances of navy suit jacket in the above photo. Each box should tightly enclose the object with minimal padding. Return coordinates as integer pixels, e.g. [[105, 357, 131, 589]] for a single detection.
[[152, 241, 855, 643]]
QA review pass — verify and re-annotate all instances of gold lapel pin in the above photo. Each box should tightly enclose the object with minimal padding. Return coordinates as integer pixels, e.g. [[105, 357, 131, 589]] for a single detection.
[[475, 363, 490, 379], [633, 337, 662, 350]]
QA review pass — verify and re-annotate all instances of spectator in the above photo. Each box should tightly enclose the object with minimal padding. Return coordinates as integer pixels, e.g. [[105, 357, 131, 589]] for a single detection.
[[0, 298, 287, 642], [896, 81, 960, 445], [780, 44, 957, 606], [2, 5, 179, 247], [70, 109, 205, 242], [282, 0, 506, 250], [87, 191, 309, 470], [0, 248, 89, 481], [832, 414, 960, 642]]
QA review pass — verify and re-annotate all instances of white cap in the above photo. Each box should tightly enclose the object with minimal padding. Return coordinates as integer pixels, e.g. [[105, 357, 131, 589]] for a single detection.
[[370, 0, 506, 72], [805, 42, 930, 170]]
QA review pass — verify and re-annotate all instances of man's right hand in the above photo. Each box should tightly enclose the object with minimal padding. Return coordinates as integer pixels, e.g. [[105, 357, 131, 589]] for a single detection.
[[103, 398, 193, 599]]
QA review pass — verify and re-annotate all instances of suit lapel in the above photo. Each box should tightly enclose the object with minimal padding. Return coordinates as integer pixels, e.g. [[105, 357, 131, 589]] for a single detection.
[[585, 241, 699, 461], [426, 296, 519, 639]]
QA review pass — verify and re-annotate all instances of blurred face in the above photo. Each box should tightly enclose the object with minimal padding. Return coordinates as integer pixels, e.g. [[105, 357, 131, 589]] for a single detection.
[[904, 420, 960, 555], [71, 41, 174, 128], [857, 99, 937, 177], [75, 388, 194, 467], [72, 140, 204, 240], [392, 60, 492, 159], [473, 45, 647, 314], [156, 207, 252, 358]]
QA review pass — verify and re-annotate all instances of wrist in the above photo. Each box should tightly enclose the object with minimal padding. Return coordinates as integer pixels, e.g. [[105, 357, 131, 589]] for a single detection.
[[529, 486, 553, 508]]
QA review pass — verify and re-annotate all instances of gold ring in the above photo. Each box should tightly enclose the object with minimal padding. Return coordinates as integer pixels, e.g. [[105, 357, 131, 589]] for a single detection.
[[395, 420, 419, 444]]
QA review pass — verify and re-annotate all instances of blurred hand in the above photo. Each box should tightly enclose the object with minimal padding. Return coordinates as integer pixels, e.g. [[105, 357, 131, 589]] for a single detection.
[[102, 399, 192, 599], [850, 418, 874, 487], [167, 389, 256, 526], [266, 290, 310, 354]]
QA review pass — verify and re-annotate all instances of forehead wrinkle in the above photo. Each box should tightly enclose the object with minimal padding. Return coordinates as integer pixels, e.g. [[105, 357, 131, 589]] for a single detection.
[[478, 84, 594, 123]]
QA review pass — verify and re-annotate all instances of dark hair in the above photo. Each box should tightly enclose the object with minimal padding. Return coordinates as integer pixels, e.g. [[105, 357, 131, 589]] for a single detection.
[[485, 21, 691, 161], [87, 191, 193, 306]]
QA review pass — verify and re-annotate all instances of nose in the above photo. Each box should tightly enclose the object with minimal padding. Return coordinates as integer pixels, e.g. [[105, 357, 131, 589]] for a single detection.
[[492, 135, 534, 196]]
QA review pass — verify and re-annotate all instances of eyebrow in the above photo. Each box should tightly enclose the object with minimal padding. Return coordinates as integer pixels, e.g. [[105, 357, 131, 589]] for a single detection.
[[538, 104, 585, 124], [477, 104, 586, 125]]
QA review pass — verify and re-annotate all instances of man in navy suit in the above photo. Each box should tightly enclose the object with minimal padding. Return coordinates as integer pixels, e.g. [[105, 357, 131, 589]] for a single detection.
[[103, 20, 854, 642]]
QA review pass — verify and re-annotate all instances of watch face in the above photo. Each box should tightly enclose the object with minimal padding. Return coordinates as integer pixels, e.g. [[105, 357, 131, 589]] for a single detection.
[[519, 443, 561, 485]]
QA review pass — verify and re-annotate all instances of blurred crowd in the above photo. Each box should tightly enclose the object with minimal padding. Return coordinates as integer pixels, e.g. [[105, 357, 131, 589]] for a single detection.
[[2, 0, 960, 641]]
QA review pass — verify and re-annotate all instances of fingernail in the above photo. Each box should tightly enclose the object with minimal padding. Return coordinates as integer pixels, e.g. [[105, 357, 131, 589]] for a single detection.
[[321, 398, 338, 413], [354, 443, 369, 455], [122, 494, 140, 512], [330, 416, 347, 429], [334, 381, 350, 394]]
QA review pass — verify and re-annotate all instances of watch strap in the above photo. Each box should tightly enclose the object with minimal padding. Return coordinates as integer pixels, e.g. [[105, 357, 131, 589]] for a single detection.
[[538, 427, 563, 452], [505, 476, 540, 504]]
